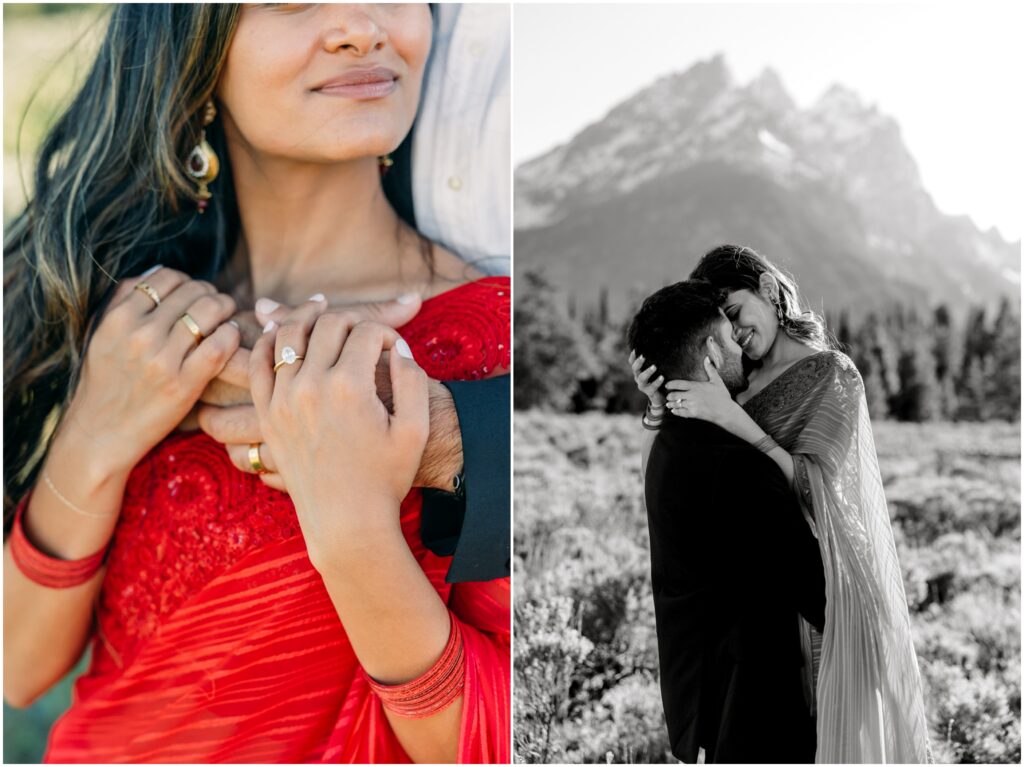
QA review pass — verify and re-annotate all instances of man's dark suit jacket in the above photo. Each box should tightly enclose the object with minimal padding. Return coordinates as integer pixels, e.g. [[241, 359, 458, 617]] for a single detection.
[[645, 417, 826, 764], [384, 131, 509, 584]]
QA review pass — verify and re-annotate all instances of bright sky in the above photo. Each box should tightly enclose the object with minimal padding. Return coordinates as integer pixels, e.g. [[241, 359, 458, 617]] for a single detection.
[[514, 3, 1023, 241]]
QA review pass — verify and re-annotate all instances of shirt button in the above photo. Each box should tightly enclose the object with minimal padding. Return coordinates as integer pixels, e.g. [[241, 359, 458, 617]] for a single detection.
[[468, 40, 485, 58], [448, 175, 463, 191]]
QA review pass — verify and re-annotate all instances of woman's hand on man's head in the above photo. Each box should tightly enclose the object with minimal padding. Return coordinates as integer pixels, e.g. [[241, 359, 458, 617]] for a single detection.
[[629, 350, 666, 409]]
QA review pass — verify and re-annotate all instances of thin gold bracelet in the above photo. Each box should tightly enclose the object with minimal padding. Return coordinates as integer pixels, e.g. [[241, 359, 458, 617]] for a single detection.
[[42, 472, 118, 519]]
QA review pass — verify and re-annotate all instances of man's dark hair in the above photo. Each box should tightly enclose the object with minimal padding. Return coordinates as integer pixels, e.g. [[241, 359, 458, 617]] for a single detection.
[[627, 279, 727, 382]]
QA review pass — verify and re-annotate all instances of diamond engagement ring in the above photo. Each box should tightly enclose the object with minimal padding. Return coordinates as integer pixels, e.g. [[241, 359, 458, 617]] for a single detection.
[[273, 346, 305, 373]]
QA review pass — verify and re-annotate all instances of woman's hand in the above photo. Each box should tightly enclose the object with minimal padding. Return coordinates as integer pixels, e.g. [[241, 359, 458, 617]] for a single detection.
[[192, 295, 428, 494], [629, 350, 666, 409], [61, 266, 240, 477], [249, 299, 429, 571], [664, 356, 742, 429]]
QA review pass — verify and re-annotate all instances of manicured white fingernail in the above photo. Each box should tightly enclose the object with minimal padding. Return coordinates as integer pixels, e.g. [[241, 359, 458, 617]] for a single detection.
[[255, 297, 280, 315], [141, 264, 163, 277], [395, 338, 414, 359], [228, 319, 239, 329], [396, 293, 418, 305], [263, 320, 277, 334], [308, 293, 325, 303]]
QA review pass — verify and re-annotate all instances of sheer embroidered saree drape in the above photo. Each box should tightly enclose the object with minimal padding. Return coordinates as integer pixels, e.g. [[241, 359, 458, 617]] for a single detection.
[[744, 351, 930, 763]]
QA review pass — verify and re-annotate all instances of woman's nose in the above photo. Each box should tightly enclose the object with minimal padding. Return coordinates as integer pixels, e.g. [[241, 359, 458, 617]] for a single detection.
[[322, 6, 387, 56]]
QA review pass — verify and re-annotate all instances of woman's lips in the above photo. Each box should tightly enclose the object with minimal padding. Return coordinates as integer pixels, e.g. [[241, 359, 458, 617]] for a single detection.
[[316, 79, 397, 99], [739, 329, 755, 350], [314, 68, 398, 99]]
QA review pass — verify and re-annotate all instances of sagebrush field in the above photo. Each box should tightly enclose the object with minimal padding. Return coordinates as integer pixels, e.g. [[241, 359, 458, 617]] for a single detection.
[[513, 414, 1021, 764]]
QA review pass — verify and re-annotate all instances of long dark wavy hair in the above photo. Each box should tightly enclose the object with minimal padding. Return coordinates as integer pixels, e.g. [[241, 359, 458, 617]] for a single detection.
[[689, 244, 835, 352], [2, 5, 246, 528], [3, 4, 440, 529]]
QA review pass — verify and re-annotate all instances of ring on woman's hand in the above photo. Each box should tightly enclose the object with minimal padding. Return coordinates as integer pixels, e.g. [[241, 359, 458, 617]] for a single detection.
[[248, 443, 268, 474], [178, 313, 204, 345], [134, 282, 161, 307], [273, 346, 305, 373]]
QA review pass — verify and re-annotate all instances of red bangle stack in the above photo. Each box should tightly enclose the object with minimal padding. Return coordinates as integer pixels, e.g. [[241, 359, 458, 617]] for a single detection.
[[366, 614, 465, 719], [9, 493, 108, 589]]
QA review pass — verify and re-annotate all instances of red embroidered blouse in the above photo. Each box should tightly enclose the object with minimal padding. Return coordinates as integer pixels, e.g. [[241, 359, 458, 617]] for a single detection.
[[42, 277, 511, 763]]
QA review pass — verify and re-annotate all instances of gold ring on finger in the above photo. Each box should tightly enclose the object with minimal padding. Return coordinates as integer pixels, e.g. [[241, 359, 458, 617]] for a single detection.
[[273, 346, 305, 373], [248, 443, 268, 474], [178, 313, 204, 345], [134, 282, 161, 307]]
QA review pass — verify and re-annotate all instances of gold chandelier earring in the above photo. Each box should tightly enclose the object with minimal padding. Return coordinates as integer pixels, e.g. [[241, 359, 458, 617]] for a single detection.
[[187, 100, 220, 214]]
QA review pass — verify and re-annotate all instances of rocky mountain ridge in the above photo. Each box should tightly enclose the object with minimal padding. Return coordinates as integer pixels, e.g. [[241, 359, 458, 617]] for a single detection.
[[515, 54, 1020, 318]]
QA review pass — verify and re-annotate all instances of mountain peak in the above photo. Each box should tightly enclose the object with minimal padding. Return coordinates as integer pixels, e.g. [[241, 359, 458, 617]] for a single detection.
[[679, 53, 733, 90], [746, 66, 796, 113], [815, 83, 870, 115]]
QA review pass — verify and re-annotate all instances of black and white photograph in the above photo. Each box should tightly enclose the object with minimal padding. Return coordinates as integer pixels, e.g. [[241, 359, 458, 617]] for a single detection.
[[513, 4, 1020, 764]]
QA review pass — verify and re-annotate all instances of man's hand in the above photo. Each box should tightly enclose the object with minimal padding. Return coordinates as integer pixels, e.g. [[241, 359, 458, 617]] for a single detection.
[[191, 298, 464, 492]]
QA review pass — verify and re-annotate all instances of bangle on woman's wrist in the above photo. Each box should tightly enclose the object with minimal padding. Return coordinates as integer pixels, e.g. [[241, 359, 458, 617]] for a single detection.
[[643, 398, 667, 430], [642, 413, 663, 431], [9, 492, 109, 588], [753, 434, 779, 454], [365, 613, 464, 718]]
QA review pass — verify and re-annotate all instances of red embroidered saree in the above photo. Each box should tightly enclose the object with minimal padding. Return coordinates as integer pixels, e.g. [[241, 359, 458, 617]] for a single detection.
[[43, 278, 511, 763]]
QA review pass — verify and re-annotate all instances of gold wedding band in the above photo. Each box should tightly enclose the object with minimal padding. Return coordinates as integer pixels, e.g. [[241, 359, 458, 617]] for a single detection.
[[248, 443, 268, 474], [134, 282, 161, 307], [178, 313, 204, 345], [273, 356, 305, 373]]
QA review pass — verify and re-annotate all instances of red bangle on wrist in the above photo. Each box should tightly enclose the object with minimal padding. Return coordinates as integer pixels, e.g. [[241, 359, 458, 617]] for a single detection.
[[365, 613, 465, 719], [9, 492, 109, 589]]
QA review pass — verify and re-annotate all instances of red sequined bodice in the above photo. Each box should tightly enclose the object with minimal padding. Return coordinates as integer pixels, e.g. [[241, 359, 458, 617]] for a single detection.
[[95, 277, 510, 670]]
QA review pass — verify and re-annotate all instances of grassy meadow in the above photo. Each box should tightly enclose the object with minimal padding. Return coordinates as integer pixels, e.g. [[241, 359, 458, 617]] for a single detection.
[[513, 414, 1021, 763]]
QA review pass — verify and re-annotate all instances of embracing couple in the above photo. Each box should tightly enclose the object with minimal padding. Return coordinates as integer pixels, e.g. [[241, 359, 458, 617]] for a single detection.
[[628, 245, 931, 764]]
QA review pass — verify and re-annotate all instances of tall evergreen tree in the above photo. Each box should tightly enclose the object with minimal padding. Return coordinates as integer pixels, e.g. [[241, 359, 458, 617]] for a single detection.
[[894, 334, 941, 421], [932, 305, 960, 418], [987, 297, 1021, 420], [836, 310, 853, 353]]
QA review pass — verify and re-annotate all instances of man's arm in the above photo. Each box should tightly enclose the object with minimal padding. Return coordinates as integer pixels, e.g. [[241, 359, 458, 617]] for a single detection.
[[422, 377, 509, 583]]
